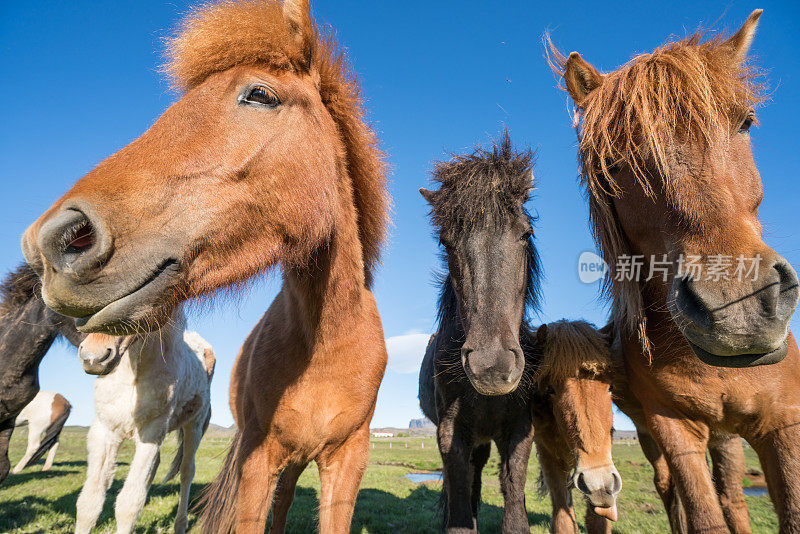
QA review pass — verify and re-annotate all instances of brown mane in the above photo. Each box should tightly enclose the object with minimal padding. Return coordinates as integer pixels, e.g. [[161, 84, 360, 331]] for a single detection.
[[535, 320, 611, 385], [166, 0, 389, 287], [547, 28, 765, 337]]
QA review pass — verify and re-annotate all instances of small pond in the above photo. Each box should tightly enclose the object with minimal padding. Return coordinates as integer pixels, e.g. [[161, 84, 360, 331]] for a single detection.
[[405, 472, 443, 483], [743, 487, 769, 497]]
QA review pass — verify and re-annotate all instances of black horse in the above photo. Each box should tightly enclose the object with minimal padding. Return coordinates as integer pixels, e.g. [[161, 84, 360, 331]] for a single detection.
[[418, 134, 542, 533], [0, 263, 83, 484]]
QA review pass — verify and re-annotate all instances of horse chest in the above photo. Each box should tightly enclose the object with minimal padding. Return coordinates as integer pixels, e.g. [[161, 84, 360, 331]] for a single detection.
[[95, 375, 176, 435], [269, 366, 377, 450]]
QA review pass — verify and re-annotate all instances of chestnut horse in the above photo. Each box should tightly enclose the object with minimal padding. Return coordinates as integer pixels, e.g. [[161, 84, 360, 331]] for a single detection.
[[19, 1, 389, 532], [532, 320, 619, 534], [610, 334, 750, 534], [550, 11, 800, 533]]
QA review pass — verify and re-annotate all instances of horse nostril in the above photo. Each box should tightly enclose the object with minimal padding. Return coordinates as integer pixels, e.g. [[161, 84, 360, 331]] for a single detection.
[[37, 205, 110, 276], [65, 221, 95, 254], [674, 276, 714, 329], [773, 258, 800, 318], [610, 471, 622, 495], [576, 472, 590, 495]]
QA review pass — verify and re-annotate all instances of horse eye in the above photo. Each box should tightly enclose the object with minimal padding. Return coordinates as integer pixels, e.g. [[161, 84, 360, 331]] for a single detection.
[[739, 114, 755, 134], [521, 230, 532, 241], [546, 385, 555, 395], [243, 85, 280, 107]]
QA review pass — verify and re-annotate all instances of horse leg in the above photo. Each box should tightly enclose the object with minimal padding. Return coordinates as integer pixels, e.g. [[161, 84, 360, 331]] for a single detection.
[[317, 426, 370, 534], [76, 420, 122, 534], [12, 420, 40, 474], [438, 415, 476, 533], [534, 441, 578, 534], [469, 443, 491, 524], [43, 439, 59, 471], [637, 429, 686, 534], [708, 435, 751, 534], [114, 434, 162, 534], [497, 425, 534, 533], [747, 422, 800, 533], [269, 462, 307, 534], [236, 432, 284, 534], [647, 413, 728, 533], [0, 419, 13, 484], [174, 419, 204, 534]]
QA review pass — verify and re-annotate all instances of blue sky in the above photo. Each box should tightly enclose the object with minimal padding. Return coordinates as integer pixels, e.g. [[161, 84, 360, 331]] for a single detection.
[[1, 1, 799, 431]]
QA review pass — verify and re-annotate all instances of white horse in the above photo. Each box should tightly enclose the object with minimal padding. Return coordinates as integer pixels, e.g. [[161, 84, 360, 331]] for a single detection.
[[75, 310, 215, 534], [12, 390, 71, 473]]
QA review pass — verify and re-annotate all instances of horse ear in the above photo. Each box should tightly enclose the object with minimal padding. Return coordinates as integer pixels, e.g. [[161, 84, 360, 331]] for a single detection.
[[723, 9, 762, 64], [283, 0, 314, 63], [536, 323, 548, 345], [564, 52, 603, 107], [419, 188, 436, 205]]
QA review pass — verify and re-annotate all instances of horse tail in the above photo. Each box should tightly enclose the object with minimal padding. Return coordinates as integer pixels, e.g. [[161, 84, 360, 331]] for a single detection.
[[196, 430, 240, 534], [437, 476, 447, 533], [24, 395, 70, 468], [162, 428, 184, 483]]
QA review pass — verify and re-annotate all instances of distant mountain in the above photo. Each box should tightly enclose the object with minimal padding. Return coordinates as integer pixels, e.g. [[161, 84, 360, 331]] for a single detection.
[[409, 418, 435, 429]]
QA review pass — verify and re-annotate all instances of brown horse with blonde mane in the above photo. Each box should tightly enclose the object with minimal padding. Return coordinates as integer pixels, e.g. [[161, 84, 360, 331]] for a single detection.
[[532, 320, 619, 534], [19, 0, 389, 532], [550, 10, 800, 533]]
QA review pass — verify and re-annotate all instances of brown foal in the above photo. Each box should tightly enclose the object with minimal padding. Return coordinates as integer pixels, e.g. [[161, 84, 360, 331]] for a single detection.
[[533, 320, 619, 534], [551, 11, 800, 533], [20, 1, 389, 532]]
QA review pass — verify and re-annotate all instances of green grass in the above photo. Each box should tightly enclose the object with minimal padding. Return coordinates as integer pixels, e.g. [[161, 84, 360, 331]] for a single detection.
[[0, 428, 778, 532]]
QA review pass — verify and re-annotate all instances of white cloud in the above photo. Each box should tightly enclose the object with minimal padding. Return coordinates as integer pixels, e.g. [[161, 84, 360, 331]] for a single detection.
[[386, 331, 432, 374]]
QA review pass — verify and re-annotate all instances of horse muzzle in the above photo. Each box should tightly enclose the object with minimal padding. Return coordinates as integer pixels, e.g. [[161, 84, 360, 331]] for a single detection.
[[78, 338, 127, 376], [669, 252, 799, 368], [573, 463, 622, 521], [22, 201, 183, 335]]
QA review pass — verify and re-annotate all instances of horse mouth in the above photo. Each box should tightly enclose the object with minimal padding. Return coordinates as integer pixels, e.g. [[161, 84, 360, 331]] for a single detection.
[[75, 258, 181, 335], [592, 504, 618, 522], [687, 339, 788, 368], [82, 350, 122, 376]]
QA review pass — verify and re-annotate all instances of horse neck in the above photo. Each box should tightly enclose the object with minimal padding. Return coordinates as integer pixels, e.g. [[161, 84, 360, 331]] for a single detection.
[[0, 299, 59, 377], [121, 325, 183, 378], [283, 177, 367, 348]]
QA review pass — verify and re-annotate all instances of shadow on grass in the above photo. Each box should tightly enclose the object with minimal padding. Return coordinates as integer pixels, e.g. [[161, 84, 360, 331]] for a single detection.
[[0, 467, 79, 489], [1, 477, 551, 533], [271, 485, 552, 533], [0, 486, 82, 531], [0, 470, 208, 533]]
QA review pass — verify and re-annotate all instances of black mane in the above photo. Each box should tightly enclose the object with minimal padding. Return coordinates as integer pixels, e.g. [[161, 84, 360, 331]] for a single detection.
[[428, 131, 535, 235], [0, 263, 41, 317]]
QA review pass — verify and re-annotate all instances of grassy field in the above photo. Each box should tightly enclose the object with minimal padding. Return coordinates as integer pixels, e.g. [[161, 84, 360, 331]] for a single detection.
[[0, 427, 778, 533]]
